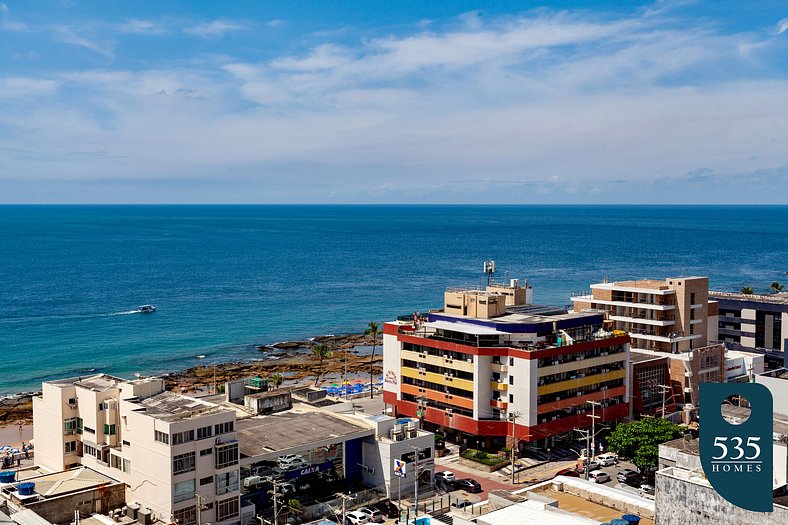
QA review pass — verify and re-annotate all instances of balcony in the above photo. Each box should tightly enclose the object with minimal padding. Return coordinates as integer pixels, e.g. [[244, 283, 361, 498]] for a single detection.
[[609, 315, 675, 327], [401, 349, 474, 373], [490, 380, 508, 391], [490, 362, 508, 373], [489, 399, 508, 409]]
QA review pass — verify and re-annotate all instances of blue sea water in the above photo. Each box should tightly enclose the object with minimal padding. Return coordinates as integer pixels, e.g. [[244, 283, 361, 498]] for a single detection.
[[1, 205, 787, 395]]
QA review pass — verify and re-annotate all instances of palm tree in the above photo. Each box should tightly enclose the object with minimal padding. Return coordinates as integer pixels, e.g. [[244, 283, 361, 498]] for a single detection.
[[311, 343, 333, 386], [740, 286, 754, 295], [365, 321, 381, 399], [770, 282, 784, 294], [270, 372, 283, 390]]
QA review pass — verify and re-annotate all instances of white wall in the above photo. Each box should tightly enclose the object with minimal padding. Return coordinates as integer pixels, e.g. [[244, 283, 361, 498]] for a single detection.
[[382, 332, 401, 401]]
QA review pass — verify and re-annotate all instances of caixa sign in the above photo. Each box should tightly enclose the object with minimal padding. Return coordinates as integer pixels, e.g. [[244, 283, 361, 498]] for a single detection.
[[285, 461, 333, 480], [699, 383, 773, 512]]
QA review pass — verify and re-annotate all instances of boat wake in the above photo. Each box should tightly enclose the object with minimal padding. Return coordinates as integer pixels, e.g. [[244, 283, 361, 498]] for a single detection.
[[108, 310, 142, 316]]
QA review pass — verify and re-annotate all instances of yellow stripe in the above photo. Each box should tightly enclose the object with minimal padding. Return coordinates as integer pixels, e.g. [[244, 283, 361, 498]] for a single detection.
[[400, 366, 475, 391], [537, 369, 626, 395]]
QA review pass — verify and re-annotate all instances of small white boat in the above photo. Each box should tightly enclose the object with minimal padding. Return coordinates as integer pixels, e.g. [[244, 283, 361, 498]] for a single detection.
[[137, 305, 157, 314], [196, 355, 206, 359]]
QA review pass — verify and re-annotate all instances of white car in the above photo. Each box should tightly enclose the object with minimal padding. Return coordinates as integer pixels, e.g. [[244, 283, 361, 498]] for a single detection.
[[243, 475, 263, 489], [434, 471, 456, 483], [595, 453, 619, 466], [345, 510, 369, 525], [357, 507, 383, 523], [277, 454, 309, 470], [589, 470, 611, 484]]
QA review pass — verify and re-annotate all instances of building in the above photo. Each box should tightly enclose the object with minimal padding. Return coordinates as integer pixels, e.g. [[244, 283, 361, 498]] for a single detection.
[[572, 277, 717, 353], [629, 351, 675, 418], [710, 291, 788, 357], [32, 374, 242, 525], [383, 285, 631, 453]]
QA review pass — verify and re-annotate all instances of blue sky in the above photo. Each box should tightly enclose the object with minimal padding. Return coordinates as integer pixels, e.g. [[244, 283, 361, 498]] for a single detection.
[[1, 0, 787, 203]]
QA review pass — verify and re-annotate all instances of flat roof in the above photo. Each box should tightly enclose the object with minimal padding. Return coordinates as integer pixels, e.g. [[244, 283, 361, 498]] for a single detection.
[[132, 391, 231, 422], [19, 467, 118, 498], [543, 489, 655, 525], [630, 351, 668, 364], [236, 411, 373, 458], [474, 500, 599, 525], [426, 320, 505, 335], [710, 290, 788, 306], [47, 373, 124, 391]]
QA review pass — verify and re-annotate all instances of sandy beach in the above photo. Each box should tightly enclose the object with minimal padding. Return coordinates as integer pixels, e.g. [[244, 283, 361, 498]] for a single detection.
[[0, 424, 32, 448]]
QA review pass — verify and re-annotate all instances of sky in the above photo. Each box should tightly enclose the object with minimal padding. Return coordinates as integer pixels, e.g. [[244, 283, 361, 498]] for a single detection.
[[0, 0, 787, 204]]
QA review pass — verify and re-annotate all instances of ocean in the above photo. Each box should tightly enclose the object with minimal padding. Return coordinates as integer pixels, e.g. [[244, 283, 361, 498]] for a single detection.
[[1, 205, 786, 395]]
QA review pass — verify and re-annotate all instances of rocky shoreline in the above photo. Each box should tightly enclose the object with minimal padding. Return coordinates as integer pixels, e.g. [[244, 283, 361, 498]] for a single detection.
[[0, 332, 382, 425]]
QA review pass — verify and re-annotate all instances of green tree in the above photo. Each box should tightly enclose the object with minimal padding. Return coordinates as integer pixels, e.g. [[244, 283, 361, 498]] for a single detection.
[[606, 418, 683, 471], [740, 286, 754, 295], [270, 372, 283, 390], [365, 321, 381, 398], [770, 282, 784, 293], [311, 343, 334, 386]]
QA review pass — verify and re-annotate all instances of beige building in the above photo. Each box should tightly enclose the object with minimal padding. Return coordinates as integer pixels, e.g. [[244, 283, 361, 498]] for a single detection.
[[572, 277, 717, 353], [32, 374, 241, 525]]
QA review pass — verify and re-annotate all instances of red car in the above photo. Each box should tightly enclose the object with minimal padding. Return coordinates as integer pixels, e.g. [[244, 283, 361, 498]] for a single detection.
[[555, 468, 580, 478]]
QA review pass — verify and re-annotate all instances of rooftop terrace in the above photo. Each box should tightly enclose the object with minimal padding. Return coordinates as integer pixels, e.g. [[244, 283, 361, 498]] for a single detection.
[[131, 391, 230, 422]]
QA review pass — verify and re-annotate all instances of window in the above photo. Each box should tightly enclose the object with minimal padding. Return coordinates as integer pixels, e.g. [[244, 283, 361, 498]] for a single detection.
[[64, 418, 78, 432], [154, 430, 169, 444], [509, 357, 514, 366], [200, 448, 213, 457], [122, 440, 131, 447], [84, 426, 95, 434], [174, 507, 196, 525], [216, 497, 240, 521], [122, 459, 131, 473], [508, 375, 514, 385], [172, 430, 195, 445], [98, 402, 108, 411], [173, 479, 195, 504], [215, 443, 239, 469], [214, 421, 234, 435], [110, 454, 122, 469], [690, 309, 695, 320], [84, 444, 97, 457], [68, 397, 77, 406], [173, 452, 196, 475], [215, 470, 239, 495], [65, 441, 77, 453], [509, 394, 514, 403], [200, 476, 213, 486], [104, 424, 116, 435], [197, 426, 213, 440], [690, 292, 696, 304]]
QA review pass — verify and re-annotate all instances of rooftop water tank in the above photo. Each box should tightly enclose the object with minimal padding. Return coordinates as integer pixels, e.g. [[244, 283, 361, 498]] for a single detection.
[[0, 471, 16, 483], [17, 482, 35, 496], [621, 515, 641, 524]]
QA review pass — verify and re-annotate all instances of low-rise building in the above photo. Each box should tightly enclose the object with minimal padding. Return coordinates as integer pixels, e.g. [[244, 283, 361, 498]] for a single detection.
[[710, 291, 788, 357], [32, 374, 241, 525]]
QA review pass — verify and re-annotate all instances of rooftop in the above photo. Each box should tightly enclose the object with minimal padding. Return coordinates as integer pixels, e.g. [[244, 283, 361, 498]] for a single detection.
[[236, 411, 373, 459], [15, 467, 118, 498], [710, 290, 788, 305], [131, 391, 230, 422], [630, 350, 669, 365], [48, 373, 124, 391]]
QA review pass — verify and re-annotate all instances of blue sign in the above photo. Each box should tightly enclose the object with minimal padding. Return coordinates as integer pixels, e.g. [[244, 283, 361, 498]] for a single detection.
[[284, 461, 334, 480], [699, 383, 773, 512]]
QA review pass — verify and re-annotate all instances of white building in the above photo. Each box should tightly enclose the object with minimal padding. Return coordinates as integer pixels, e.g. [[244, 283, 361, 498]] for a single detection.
[[32, 374, 242, 525]]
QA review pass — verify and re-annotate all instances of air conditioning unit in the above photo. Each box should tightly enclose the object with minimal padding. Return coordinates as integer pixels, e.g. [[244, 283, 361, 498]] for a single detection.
[[446, 408, 453, 414]]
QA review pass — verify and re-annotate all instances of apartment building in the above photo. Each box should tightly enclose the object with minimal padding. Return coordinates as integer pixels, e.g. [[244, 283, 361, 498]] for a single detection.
[[710, 291, 788, 356], [382, 286, 630, 452], [572, 277, 717, 353], [32, 374, 241, 525]]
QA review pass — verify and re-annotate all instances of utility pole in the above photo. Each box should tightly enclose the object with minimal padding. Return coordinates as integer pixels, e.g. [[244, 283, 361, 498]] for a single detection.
[[336, 493, 352, 525], [508, 411, 521, 485], [574, 428, 592, 480], [657, 384, 670, 419], [412, 444, 420, 518], [587, 401, 601, 460], [271, 479, 280, 525]]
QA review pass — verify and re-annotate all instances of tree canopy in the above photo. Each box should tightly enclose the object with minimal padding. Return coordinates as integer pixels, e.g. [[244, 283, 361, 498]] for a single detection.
[[606, 418, 683, 471], [740, 286, 754, 294]]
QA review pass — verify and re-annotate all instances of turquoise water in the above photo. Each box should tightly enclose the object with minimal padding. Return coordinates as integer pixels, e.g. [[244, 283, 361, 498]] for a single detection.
[[1, 205, 787, 394]]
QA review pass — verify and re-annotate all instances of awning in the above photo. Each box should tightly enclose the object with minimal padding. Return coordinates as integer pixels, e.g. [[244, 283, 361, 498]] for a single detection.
[[425, 320, 505, 336]]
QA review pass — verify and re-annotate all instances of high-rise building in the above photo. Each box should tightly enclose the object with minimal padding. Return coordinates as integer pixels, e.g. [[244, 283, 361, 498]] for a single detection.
[[382, 283, 630, 453], [710, 290, 788, 361], [32, 374, 241, 525]]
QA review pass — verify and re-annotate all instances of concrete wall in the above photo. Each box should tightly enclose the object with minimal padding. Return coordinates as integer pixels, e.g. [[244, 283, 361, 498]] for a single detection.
[[755, 373, 788, 416], [25, 483, 126, 525], [655, 469, 788, 525], [382, 332, 401, 403]]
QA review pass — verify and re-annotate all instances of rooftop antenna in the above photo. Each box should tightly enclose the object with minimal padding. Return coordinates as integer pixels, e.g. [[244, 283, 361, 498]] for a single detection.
[[483, 259, 496, 287]]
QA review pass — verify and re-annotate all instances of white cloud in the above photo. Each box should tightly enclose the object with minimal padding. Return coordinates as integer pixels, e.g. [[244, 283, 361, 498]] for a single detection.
[[117, 19, 165, 35], [265, 19, 285, 28], [1, 9, 788, 203], [775, 18, 788, 35], [51, 26, 114, 58], [0, 77, 58, 98], [184, 19, 248, 38]]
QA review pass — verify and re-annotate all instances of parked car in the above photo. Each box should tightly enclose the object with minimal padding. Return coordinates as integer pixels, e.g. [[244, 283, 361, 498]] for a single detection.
[[640, 483, 655, 495], [345, 511, 369, 525], [576, 460, 600, 473], [555, 468, 580, 478], [453, 478, 482, 493], [372, 500, 399, 519], [617, 469, 640, 485], [595, 453, 619, 466], [278, 454, 309, 471], [357, 507, 383, 523], [452, 500, 474, 509], [588, 470, 611, 484], [276, 482, 296, 495], [435, 471, 456, 483]]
